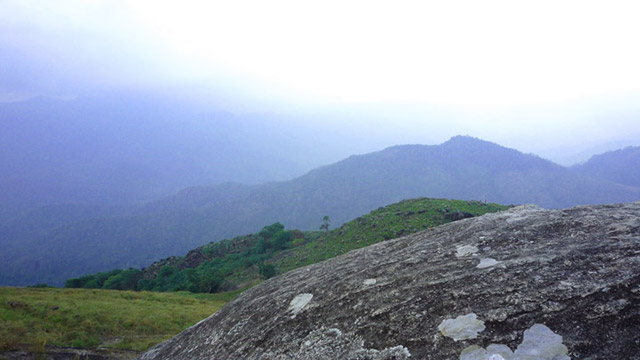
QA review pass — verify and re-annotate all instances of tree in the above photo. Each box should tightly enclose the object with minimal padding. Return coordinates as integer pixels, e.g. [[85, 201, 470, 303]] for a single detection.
[[270, 231, 291, 250], [320, 215, 330, 232], [255, 238, 267, 254], [259, 223, 285, 240], [103, 269, 142, 290], [259, 263, 277, 279]]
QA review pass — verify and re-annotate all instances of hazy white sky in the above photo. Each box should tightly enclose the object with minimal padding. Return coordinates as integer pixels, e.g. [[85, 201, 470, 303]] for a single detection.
[[1, 0, 640, 163]]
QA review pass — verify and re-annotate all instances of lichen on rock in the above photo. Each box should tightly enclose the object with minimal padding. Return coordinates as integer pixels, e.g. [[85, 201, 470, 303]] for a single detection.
[[477, 258, 500, 269], [460, 344, 513, 360], [457, 245, 479, 257], [514, 324, 569, 360], [295, 327, 411, 360], [459, 324, 569, 360], [438, 313, 486, 341], [288, 293, 313, 317]]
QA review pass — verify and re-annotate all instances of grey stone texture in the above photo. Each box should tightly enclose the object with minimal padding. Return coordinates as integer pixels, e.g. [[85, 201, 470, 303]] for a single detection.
[[139, 202, 640, 359]]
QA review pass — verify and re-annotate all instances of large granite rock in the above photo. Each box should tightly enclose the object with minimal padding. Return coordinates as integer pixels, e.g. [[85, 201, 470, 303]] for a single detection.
[[139, 203, 640, 359]]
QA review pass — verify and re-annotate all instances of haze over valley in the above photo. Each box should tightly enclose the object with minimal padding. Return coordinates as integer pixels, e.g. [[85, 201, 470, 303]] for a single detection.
[[2, 0, 640, 283], [2, 0, 640, 286], [1, 135, 639, 286], [1, 2, 640, 358]]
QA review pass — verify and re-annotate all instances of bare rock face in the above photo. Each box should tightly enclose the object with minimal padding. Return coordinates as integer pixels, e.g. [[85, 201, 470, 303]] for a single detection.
[[138, 203, 640, 359]]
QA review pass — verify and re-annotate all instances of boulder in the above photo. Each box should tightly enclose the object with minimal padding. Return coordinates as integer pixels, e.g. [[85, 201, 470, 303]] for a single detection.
[[139, 203, 640, 359]]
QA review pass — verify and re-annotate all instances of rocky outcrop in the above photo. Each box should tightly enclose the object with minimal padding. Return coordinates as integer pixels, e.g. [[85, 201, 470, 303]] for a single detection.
[[138, 203, 640, 359]]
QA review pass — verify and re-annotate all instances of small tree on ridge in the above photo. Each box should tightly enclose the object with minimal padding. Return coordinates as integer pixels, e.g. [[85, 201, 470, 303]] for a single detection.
[[320, 215, 330, 232]]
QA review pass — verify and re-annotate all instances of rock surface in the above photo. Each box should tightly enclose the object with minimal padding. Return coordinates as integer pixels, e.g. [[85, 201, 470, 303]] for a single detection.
[[138, 203, 640, 359]]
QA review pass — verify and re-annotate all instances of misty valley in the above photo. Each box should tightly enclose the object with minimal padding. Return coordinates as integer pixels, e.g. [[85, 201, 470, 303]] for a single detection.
[[2, 123, 639, 288], [1, 104, 639, 358], [2, 3, 640, 355]]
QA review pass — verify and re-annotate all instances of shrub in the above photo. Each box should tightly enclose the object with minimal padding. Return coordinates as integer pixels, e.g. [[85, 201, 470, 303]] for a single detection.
[[259, 263, 277, 279]]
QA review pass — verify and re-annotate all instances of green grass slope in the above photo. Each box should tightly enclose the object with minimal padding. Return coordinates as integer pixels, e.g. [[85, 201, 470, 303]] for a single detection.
[[274, 198, 509, 273], [0, 287, 230, 357]]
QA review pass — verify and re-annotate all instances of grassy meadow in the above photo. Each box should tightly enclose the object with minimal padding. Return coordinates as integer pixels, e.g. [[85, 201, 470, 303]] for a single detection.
[[0, 286, 233, 356]]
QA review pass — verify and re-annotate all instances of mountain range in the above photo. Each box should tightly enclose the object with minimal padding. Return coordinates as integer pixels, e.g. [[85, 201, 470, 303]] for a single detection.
[[571, 145, 640, 188], [0, 95, 367, 209], [1, 135, 639, 286]]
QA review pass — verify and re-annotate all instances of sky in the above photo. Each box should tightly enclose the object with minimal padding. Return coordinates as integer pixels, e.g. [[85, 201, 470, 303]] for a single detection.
[[2, 0, 640, 164]]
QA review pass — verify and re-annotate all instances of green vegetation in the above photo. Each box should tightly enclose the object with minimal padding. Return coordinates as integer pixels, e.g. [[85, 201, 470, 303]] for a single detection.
[[66, 198, 508, 294], [65, 222, 299, 293], [0, 287, 229, 354], [274, 198, 509, 272], [320, 215, 330, 232]]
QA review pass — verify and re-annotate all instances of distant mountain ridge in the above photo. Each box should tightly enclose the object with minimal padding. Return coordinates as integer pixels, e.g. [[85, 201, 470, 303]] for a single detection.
[[0, 95, 359, 209], [1, 136, 639, 286], [571, 145, 640, 188]]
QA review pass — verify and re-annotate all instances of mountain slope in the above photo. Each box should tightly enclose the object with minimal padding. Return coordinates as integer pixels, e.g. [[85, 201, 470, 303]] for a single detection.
[[203, 135, 638, 231], [571, 146, 640, 188], [1, 136, 639, 286], [147, 135, 637, 232]]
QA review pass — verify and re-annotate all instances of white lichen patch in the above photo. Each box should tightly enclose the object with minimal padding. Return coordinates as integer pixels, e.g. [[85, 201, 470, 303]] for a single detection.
[[514, 324, 569, 359], [438, 313, 485, 341], [381, 345, 412, 358], [477, 258, 500, 269], [457, 324, 569, 360], [461, 344, 514, 360], [460, 345, 485, 359], [457, 245, 479, 257], [363, 278, 377, 286], [299, 327, 411, 359], [288, 293, 313, 318], [485, 344, 514, 359]]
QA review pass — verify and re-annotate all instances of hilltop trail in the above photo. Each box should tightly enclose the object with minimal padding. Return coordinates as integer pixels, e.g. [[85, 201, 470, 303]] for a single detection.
[[138, 202, 640, 359]]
